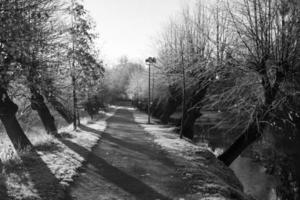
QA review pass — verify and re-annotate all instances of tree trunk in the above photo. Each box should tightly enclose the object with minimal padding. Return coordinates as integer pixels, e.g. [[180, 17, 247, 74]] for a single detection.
[[180, 51, 186, 139], [180, 85, 208, 139], [159, 84, 181, 123], [218, 122, 262, 166], [0, 88, 32, 149], [152, 99, 164, 118], [292, 113, 300, 199], [218, 68, 281, 166], [76, 109, 80, 126], [31, 89, 57, 135], [150, 98, 158, 115], [180, 109, 202, 139], [44, 94, 74, 124], [72, 75, 77, 130], [160, 96, 181, 123]]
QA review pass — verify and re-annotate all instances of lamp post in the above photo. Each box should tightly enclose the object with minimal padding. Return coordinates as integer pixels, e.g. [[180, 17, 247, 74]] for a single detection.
[[145, 57, 156, 124]]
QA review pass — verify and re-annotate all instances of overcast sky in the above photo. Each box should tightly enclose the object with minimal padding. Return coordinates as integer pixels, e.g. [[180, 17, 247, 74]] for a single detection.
[[83, 0, 194, 64]]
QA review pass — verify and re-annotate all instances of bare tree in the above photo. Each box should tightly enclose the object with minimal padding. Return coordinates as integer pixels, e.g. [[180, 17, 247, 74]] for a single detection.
[[211, 0, 300, 168]]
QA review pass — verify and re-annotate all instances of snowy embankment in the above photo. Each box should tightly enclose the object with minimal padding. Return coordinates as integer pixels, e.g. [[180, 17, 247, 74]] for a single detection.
[[0, 106, 116, 200], [133, 108, 253, 200]]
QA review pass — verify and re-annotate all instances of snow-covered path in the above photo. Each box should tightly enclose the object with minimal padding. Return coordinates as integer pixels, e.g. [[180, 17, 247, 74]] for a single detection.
[[65, 107, 251, 200], [66, 108, 189, 200]]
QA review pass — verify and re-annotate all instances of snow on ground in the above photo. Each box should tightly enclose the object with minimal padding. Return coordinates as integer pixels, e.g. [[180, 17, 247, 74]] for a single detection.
[[134, 109, 211, 160], [1, 105, 253, 200], [0, 106, 117, 200], [132, 108, 254, 200]]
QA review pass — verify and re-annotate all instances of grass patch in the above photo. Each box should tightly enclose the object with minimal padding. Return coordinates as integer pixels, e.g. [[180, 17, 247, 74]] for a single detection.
[[0, 107, 115, 200]]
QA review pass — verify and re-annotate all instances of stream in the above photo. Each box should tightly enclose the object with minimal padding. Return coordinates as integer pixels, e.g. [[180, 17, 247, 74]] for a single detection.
[[230, 155, 278, 200], [169, 111, 293, 200], [195, 133, 280, 200]]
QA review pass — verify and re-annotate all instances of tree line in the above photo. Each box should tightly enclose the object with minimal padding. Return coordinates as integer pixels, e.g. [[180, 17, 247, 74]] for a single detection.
[[129, 0, 299, 198], [0, 0, 104, 149]]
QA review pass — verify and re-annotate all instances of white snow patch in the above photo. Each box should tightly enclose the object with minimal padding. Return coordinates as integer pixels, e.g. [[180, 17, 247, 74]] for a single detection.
[[133, 109, 209, 160]]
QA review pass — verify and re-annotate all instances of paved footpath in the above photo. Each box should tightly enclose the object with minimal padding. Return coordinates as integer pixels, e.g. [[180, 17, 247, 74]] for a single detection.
[[67, 108, 190, 200]]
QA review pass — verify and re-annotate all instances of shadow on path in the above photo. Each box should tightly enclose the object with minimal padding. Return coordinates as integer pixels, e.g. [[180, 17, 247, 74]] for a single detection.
[[80, 124, 176, 168], [60, 138, 170, 200], [21, 150, 64, 200], [19, 147, 65, 200], [64, 108, 189, 200], [2, 141, 66, 200]]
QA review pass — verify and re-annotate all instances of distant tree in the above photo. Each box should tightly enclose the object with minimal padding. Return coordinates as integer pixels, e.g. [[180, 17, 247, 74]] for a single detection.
[[153, 3, 217, 138], [23, 0, 61, 135], [126, 68, 148, 101], [105, 59, 144, 102], [67, 0, 104, 128]]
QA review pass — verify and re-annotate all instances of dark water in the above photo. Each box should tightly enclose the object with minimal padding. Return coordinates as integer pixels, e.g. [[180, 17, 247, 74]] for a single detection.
[[190, 110, 284, 200], [230, 154, 278, 200], [169, 111, 295, 199], [196, 136, 279, 200]]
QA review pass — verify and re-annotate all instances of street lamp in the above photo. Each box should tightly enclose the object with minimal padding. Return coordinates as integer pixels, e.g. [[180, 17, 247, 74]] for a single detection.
[[145, 57, 156, 124]]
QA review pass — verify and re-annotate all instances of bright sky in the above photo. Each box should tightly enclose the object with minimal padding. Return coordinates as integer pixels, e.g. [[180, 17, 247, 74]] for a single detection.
[[83, 0, 194, 64]]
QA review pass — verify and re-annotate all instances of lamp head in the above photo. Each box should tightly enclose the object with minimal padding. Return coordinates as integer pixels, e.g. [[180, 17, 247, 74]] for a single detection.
[[145, 57, 156, 64]]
